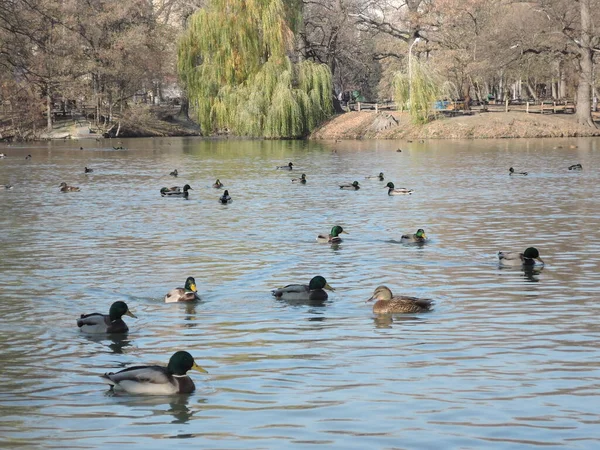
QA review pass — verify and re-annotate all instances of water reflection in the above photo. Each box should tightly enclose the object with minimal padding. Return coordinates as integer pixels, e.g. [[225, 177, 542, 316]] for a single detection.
[[81, 334, 132, 354]]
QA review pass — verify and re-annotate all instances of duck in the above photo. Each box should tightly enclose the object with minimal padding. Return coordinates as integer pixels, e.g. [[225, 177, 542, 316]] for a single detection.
[[25, 154, 32, 160], [113, 146, 125, 150], [100, 351, 208, 395], [339, 181, 360, 190], [0, 153, 6, 158], [165, 277, 201, 303], [277, 162, 294, 170], [219, 190, 232, 204], [498, 247, 544, 266], [272, 276, 334, 302], [316, 225, 347, 244], [509, 167, 528, 176], [568, 163, 583, 171], [400, 228, 427, 243], [160, 184, 192, 198], [4, 184, 13, 190], [365, 172, 385, 181], [84, 167, 93, 173], [59, 182, 80, 192], [367, 286, 434, 314], [170, 169, 178, 177], [213, 179, 223, 188], [291, 174, 307, 184], [385, 182, 414, 195], [77, 300, 136, 334]]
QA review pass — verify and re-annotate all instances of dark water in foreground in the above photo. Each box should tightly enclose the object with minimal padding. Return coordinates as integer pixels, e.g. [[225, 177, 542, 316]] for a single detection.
[[0, 137, 599, 449]]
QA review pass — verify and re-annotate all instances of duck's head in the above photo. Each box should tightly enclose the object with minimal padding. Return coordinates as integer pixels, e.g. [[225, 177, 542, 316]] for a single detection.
[[379, 172, 384, 177], [184, 276, 198, 292], [215, 179, 221, 184], [109, 301, 136, 321], [385, 182, 395, 189], [301, 174, 306, 179], [352, 181, 359, 187], [523, 247, 544, 264], [330, 225, 346, 237], [59, 182, 67, 188], [223, 190, 229, 196], [167, 351, 208, 375], [288, 162, 294, 168], [367, 286, 393, 302], [182, 184, 192, 191], [509, 167, 515, 173], [415, 229, 427, 239], [309, 276, 334, 291]]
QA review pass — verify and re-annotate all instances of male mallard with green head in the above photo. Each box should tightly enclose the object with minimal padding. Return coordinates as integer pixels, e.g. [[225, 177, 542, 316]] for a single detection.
[[367, 286, 434, 314], [59, 182, 80, 192], [84, 167, 93, 173], [568, 164, 583, 171], [498, 247, 544, 266], [160, 184, 192, 198], [340, 181, 360, 190], [100, 351, 208, 395], [77, 301, 136, 334], [400, 228, 427, 243], [509, 167, 528, 176], [165, 276, 201, 303], [365, 172, 384, 181], [385, 182, 414, 195], [292, 174, 307, 184], [272, 276, 334, 301], [213, 179, 223, 188], [317, 225, 347, 244]]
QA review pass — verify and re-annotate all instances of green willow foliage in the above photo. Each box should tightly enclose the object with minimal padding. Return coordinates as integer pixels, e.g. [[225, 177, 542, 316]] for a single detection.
[[177, 0, 332, 138], [394, 60, 443, 124]]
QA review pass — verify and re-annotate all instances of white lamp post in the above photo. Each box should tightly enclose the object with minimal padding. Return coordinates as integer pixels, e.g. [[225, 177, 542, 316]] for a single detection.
[[408, 37, 421, 110]]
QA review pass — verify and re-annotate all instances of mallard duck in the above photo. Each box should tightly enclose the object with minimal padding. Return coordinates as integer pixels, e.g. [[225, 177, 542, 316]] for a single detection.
[[385, 182, 414, 195], [77, 300, 136, 334], [165, 277, 201, 303], [4, 184, 13, 190], [113, 146, 125, 150], [509, 167, 528, 176], [340, 181, 360, 190], [367, 286, 434, 314], [498, 247, 544, 266], [271, 276, 334, 301], [292, 173, 307, 184], [400, 228, 427, 243], [365, 172, 384, 181], [316, 225, 347, 244], [84, 167, 93, 173], [59, 182, 80, 192], [160, 184, 192, 198], [219, 190, 232, 204], [170, 169, 178, 177], [277, 162, 294, 170], [100, 351, 208, 395], [568, 163, 583, 171], [25, 154, 32, 160], [213, 179, 223, 188]]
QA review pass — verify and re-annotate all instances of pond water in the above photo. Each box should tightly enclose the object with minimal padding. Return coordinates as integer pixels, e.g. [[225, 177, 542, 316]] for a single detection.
[[1, 136, 599, 449]]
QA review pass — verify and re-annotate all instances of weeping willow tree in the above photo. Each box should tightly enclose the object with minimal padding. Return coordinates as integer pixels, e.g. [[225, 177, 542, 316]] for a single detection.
[[394, 59, 444, 124], [177, 0, 332, 138]]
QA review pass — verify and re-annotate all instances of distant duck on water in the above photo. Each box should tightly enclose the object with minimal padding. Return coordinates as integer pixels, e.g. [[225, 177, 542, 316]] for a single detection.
[[292, 174, 306, 184], [59, 182, 80, 192], [219, 190, 232, 204], [77, 301, 136, 334], [84, 167, 93, 173], [400, 228, 427, 243], [385, 182, 414, 195], [165, 276, 201, 303], [160, 184, 192, 198], [213, 179, 223, 188], [277, 162, 294, 170], [365, 172, 384, 181], [568, 163, 582, 171], [498, 247, 544, 267], [509, 167, 528, 176], [367, 286, 434, 314], [170, 169, 178, 177], [317, 225, 347, 244], [272, 276, 334, 302], [340, 181, 360, 190]]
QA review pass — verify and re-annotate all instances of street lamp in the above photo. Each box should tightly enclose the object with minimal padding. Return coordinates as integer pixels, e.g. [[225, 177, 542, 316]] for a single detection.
[[408, 37, 421, 110]]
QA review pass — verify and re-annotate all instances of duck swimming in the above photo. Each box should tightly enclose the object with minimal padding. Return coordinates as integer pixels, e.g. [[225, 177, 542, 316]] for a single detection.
[[272, 276, 334, 302], [84, 167, 93, 173], [59, 182, 80, 192], [100, 351, 208, 395], [170, 169, 178, 177], [165, 277, 201, 303], [219, 190, 232, 204], [568, 164, 583, 171], [277, 162, 294, 170], [292, 174, 307, 184], [498, 247, 544, 266], [385, 182, 414, 195], [509, 167, 528, 176], [400, 228, 427, 243], [340, 181, 360, 190], [160, 184, 192, 198], [213, 179, 223, 188], [316, 225, 347, 244], [365, 172, 384, 181], [367, 286, 434, 314], [77, 301, 136, 334]]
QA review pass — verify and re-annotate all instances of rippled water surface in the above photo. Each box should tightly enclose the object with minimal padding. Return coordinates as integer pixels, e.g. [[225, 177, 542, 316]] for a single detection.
[[1, 137, 600, 448]]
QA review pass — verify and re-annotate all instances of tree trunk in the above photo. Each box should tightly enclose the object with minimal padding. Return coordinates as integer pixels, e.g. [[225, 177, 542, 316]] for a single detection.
[[46, 89, 52, 132], [576, 0, 596, 127]]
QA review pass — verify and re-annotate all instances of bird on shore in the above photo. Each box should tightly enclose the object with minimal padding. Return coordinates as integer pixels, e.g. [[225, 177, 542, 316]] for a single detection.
[[213, 179, 223, 188], [277, 162, 294, 170], [498, 247, 544, 267], [317, 225, 347, 244], [365, 172, 384, 181], [160, 184, 192, 198], [165, 276, 201, 303], [100, 351, 208, 395], [367, 286, 434, 314], [170, 169, 178, 177], [509, 167, 528, 176], [77, 301, 136, 334], [568, 163, 583, 171], [59, 182, 80, 192], [84, 167, 93, 173], [272, 276, 334, 302], [219, 189, 232, 204], [385, 182, 414, 195], [340, 181, 360, 190], [292, 174, 307, 184], [400, 228, 427, 243]]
